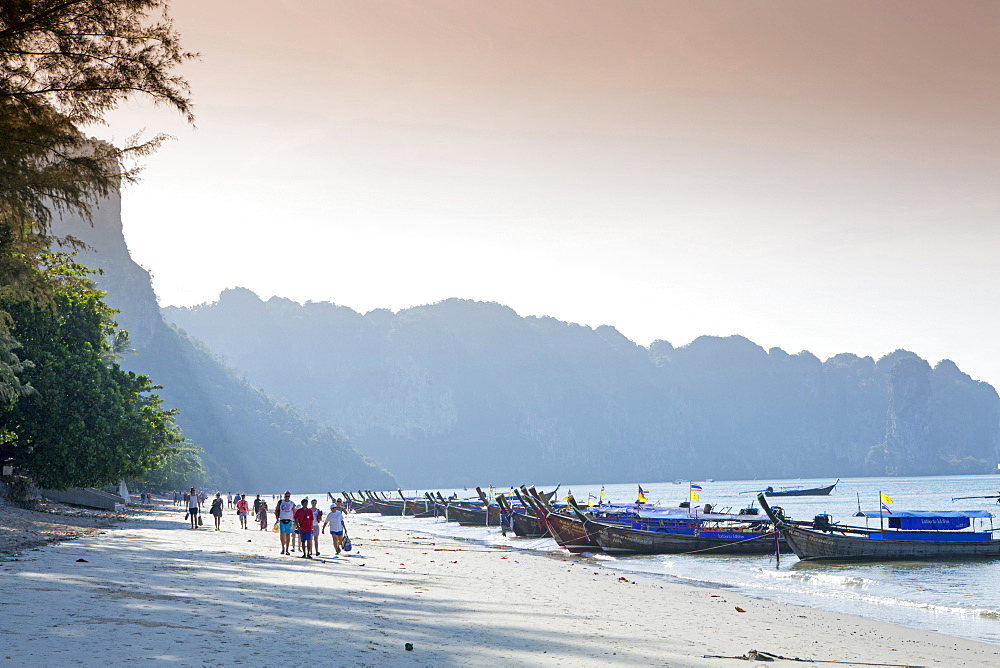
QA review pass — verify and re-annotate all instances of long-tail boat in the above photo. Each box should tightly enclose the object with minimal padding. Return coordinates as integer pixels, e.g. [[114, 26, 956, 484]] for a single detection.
[[568, 498, 781, 555], [430, 487, 502, 526], [762, 480, 839, 497], [501, 489, 549, 538], [758, 493, 1000, 561], [367, 490, 437, 518], [342, 491, 379, 513], [526, 486, 603, 553]]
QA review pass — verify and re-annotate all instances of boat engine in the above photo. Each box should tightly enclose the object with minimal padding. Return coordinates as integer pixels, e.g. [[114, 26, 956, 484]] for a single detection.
[[812, 514, 834, 532]]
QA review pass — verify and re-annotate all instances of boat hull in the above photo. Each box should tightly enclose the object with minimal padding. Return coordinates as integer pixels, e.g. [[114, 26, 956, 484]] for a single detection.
[[543, 512, 603, 553], [371, 499, 436, 518], [440, 504, 501, 526], [509, 510, 549, 538], [779, 524, 1000, 561], [764, 481, 838, 497], [589, 520, 781, 555]]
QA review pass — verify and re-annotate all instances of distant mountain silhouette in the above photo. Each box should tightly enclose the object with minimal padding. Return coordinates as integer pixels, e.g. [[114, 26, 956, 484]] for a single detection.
[[51, 196, 395, 492], [165, 290, 1000, 487]]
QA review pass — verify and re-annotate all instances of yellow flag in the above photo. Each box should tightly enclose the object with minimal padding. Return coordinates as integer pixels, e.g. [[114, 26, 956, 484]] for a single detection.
[[690, 491, 700, 501], [879, 492, 894, 504]]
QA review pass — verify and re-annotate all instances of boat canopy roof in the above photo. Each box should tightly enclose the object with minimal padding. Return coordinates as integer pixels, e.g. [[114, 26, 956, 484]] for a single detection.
[[860, 510, 993, 519], [635, 510, 765, 521]]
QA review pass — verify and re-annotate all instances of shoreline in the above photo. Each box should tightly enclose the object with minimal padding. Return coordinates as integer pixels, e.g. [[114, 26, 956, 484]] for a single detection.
[[3, 503, 999, 666]]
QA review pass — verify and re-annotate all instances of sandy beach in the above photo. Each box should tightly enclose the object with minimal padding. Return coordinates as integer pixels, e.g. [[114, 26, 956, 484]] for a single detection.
[[2, 502, 999, 667]]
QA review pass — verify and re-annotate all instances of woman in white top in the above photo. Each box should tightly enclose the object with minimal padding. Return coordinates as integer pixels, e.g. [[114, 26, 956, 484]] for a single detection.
[[322, 502, 346, 555], [187, 487, 199, 528]]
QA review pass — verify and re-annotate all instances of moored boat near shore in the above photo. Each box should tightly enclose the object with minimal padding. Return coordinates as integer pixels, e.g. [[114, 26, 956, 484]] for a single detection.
[[758, 493, 1000, 561], [584, 518, 781, 555]]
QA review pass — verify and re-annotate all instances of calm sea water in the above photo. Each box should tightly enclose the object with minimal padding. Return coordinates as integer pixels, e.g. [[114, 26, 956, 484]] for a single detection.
[[359, 475, 1000, 646]]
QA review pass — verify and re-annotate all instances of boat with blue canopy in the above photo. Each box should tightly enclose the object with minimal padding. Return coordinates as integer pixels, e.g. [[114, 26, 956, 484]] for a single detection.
[[758, 494, 1000, 561]]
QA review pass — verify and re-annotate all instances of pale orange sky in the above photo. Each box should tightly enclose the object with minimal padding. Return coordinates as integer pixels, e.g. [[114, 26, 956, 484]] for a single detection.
[[94, 1, 1000, 384]]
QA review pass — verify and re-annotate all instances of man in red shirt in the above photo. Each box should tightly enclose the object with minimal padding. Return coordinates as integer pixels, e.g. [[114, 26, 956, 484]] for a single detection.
[[293, 498, 314, 559]]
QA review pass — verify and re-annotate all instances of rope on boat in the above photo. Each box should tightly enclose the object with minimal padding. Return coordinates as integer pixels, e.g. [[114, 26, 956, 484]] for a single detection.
[[671, 531, 782, 556], [702, 648, 920, 666]]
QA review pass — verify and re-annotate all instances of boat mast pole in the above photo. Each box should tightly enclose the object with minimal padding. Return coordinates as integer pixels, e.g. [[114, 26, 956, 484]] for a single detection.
[[879, 491, 884, 534]]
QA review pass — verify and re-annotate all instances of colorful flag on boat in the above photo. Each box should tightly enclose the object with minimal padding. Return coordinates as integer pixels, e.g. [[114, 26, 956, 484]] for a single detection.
[[880, 502, 892, 514], [564, 489, 573, 502], [587, 492, 597, 508], [600, 486, 606, 504], [879, 492, 894, 504], [690, 483, 702, 502], [637, 485, 649, 504]]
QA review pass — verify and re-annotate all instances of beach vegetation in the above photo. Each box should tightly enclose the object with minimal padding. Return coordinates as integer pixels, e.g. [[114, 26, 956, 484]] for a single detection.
[[134, 438, 206, 492], [0, 255, 182, 489]]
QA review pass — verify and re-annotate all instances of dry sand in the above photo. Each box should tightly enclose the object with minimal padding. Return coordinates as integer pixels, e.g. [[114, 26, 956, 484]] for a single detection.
[[0, 500, 122, 556], [2, 502, 999, 666]]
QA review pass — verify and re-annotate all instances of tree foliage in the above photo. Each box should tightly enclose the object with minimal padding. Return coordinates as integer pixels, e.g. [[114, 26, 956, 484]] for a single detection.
[[0, 0, 192, 414], [134, 438, 206, 491], [1, 0, 194, 231], [0, 255, 182, 489]]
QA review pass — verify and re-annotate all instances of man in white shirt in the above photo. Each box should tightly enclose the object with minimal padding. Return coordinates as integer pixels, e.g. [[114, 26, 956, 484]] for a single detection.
[[274, 491, 297, 555]]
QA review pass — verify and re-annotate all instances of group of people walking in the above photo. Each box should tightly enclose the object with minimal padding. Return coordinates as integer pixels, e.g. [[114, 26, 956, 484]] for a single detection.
[[205, 492, 263, 530], [182, 488, 348, 558], [274, 492, 348, 559]]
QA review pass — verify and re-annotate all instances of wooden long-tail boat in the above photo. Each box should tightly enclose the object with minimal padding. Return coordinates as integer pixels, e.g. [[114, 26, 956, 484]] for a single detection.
[[342, 491, 379, 513], [762, 480, 839, 497], [526, 486, 604, 553], [567, 497, 781, 556], [368, 490, 437, 518], [583, 518, 780, 555], [506, 489, 549, 538], [758, 493, 1000, 561]]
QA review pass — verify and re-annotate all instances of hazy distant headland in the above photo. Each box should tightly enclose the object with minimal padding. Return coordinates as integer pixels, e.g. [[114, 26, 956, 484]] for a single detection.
[[165, 289, 1000, 487]]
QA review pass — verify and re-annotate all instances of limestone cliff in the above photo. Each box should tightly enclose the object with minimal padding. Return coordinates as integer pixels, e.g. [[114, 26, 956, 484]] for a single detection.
[[49, 198, 395, 492], [165, 292, 1000, 487]]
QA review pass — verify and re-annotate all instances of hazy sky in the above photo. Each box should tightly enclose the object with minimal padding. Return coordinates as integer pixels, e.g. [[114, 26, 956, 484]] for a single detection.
[[92, 1, 1000, 384]]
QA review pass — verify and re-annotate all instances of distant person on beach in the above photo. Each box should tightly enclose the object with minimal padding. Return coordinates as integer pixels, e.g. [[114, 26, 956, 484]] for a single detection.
[[322, 501, 346, 556], [210, 493, 224, 530], [227, 492, 233, 509], [293, 498, 314, 559], [275, 492, 296, 555], [310, 499, 323, 556], [187, 487, 199, 528], [257, 499, 269, 530], [253, 494, 262, 517], [236, 494, 249, 529]]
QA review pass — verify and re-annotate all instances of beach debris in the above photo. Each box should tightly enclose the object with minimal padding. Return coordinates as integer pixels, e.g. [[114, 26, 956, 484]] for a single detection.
[[702, 649, 917, 665], [735, 606, 746, 613], [404, 643, 414, 651], [76, 558, 88, 562]]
